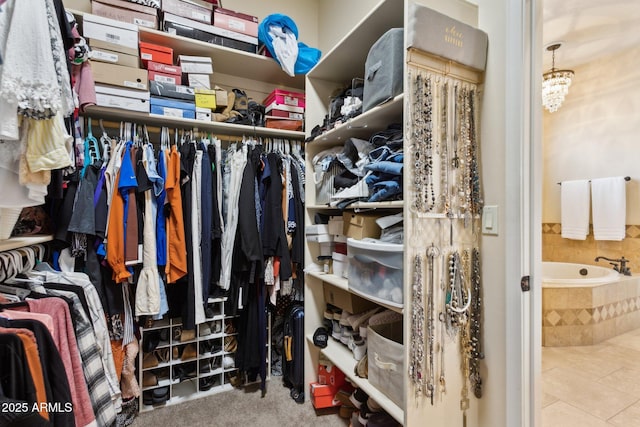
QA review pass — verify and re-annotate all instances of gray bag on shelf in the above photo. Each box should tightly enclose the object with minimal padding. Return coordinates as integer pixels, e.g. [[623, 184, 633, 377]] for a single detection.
[[367, 310, 404, 407], [362, 28, 404, 113]]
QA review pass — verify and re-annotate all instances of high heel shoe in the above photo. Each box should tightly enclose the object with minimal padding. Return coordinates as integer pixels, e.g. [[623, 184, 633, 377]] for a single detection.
[[142, 352, 159, 369]]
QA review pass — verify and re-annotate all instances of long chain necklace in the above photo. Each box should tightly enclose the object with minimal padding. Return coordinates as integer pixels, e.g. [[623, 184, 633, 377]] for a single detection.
[[426, 243, 439, 405], [469, 247, 484, 398], [469, 89, 483, 216], [409, 253, 426, 398], [411, 72, 436, 213]]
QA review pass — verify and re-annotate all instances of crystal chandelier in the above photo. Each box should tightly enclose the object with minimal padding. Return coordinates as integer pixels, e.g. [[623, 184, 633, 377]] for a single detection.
[[542, 43, 574, 113]]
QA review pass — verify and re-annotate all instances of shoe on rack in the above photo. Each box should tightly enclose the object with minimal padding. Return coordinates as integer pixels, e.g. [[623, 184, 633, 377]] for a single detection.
[[199, 323, 212, 337], [152, 386, 169, 404], [181, 343, 197, 361], [332, 309, 343, 340], [199, 375, 220, 391], [222, 355, 235, 369], [366, 412, 397, 427], [172, 346, 180, 360], [155, 348, 170, 364], [180, 329, 196, 343], [224, 335, 237, 353], [142, 352, 159, 369], [347, 307, 382, 331], [142, 331, 160, 353], [172, 326, 182, 342], [352, 335, 367, 361], [340, 326, 354, 346], [143, 372, 158, 388], [349, 388, 369, 410], [354, 354, 368, 379]]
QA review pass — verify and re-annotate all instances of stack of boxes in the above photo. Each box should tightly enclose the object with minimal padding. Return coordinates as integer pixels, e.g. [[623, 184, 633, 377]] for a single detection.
[[91, 0, 158, 29], [161, 2, 259, 54], [263, 89, 306, 131], [85, 14, 150, 112]]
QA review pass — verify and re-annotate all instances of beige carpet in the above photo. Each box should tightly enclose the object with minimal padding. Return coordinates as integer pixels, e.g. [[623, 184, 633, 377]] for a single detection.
[[132, 376, 351, 427]]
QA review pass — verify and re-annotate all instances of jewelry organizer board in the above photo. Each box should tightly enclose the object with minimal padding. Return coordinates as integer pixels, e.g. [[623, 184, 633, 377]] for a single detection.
[[404, 48, 485, 426]]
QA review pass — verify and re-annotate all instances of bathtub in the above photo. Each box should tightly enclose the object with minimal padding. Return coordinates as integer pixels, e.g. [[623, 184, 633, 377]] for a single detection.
[[542, 262, 620, 286], [542, 261, 640, 346]]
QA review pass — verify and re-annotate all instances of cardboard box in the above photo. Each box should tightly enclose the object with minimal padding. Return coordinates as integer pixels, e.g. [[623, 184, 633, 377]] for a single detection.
[[186, 74, 211, 89], [95, 84, 150, 112], [161, 0, 212, 24], [149, 80, 195, 101], [194, 88, 216, 109], [213, 7, 258, 37], [83, 13, 139, 50], [214, 86, 228, 108], [90, 48, 140, 68], [139, 41, 173, 65], [92, 62, 148, 91], [328, 216, 344, 236], [89, 38, 138, 57], [150, 97, 196, 119], [147, 61, 182, 75], [322, 282, 378, 314], [309, 382, 339, 409], [91, 0, 158, 29], [178, 55, 213, 74], [148, 70, 180, 85], [196, 107, 212, 121], [342, 212, 381, 240]]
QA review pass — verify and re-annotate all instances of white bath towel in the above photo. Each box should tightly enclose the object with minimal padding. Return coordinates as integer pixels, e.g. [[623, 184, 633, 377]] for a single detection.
[[561, 179, 590, 240], [591, 176, 627, 241]]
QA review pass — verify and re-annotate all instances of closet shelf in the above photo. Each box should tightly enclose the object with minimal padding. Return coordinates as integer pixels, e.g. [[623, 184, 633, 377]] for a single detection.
[[306, 200, 404, 210], [140, 382, 234, 413], [0, 235, 53, 252], [307, 94, 403, 147], [82, 106, 305, 139], [141, 378, 180, 392], [307, 271, 403, 314], [69, 9, 304, 90], [305, 334, 404, 424], [307, 0, 403, 82]]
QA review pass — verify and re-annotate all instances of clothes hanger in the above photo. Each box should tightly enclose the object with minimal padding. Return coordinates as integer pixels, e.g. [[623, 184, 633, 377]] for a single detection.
[[82, 118, 101, 177]]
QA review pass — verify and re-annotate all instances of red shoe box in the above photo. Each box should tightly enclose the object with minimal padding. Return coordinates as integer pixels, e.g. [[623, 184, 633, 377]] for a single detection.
[[148, 70, 180, 85], [139, 42, 173, 66], [263, 89, 306, 109], [317, 363, 346, 389], [310, 382, 340, 409], [147, 61, 182, 76]]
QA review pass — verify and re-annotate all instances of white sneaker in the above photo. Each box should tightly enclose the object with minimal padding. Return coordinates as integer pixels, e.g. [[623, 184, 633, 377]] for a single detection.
[[352, 335, 367, 361]]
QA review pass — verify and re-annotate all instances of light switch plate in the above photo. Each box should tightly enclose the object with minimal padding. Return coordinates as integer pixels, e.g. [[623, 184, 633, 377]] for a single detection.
[[482, 205, 498, 235]]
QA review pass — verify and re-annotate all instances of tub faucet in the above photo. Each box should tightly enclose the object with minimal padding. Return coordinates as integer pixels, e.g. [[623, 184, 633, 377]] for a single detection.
[[594, 256, 631, 276]]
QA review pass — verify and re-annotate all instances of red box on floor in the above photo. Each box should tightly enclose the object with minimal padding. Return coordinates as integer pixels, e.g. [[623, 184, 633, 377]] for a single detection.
[[317, 363, 345, 389], [310, 382, 340, 409]]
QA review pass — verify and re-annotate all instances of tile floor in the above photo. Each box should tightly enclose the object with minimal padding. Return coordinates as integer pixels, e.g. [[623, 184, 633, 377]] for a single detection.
[[542, 327, 640, 426]]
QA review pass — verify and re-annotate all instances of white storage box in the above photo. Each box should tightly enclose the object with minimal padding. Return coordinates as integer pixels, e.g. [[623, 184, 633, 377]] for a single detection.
[[82, 13, 139, 50], [95, 85, 150, 112], [320, 242, 334, 257], [178, 55, 214, 74], [332, 252, 348, 278], [305, 224, 329, 235], [367, 310, 404, 408], [347, 238, 403, 307]]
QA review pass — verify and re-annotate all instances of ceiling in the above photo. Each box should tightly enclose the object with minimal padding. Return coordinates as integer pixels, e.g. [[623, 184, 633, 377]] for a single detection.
[[543, 0, 640, 70]]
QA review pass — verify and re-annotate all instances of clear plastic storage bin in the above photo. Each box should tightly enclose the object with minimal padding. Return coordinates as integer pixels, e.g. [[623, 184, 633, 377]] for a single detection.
[[347, 238, 403, 307]]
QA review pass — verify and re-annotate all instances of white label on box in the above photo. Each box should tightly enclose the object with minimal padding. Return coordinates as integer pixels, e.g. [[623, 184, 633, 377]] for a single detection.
[[176, 86, 191, 94], [284, 95, 298, 106], [155, 75, 177, 84], [133, 18, 155, 28], [168, 28, 177, 35], [124, 81, 146, 90], [196, 112, 211, 121], [162, 107, 183, 118], [105, 32, 121, 42], [228, 19, 246, 32], [91, 50, 118, 63], [141, 53, 153, 60], [289, 112, 304, 120], [191, 11, 209, 21]]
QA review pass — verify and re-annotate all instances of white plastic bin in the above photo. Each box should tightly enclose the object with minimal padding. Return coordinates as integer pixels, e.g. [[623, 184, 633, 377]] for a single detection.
[[347, 238, 403, 307]]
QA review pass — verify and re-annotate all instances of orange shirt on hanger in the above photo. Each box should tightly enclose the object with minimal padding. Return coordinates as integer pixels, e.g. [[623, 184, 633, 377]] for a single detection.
[[165, 146, 188, 283]]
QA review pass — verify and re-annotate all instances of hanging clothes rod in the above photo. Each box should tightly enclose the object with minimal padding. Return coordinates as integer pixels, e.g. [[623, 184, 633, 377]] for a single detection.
[[557, 176, 631, 185]]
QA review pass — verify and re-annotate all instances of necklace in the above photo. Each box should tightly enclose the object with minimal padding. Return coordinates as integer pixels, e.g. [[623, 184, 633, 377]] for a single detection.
[[470, 247, 484, 398], [409, 253, 426, 398], [426, 243, 440, 404]]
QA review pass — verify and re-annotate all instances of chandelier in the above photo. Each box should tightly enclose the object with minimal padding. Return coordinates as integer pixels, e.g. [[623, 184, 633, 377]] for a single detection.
[[542, 43, 574, 113]]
